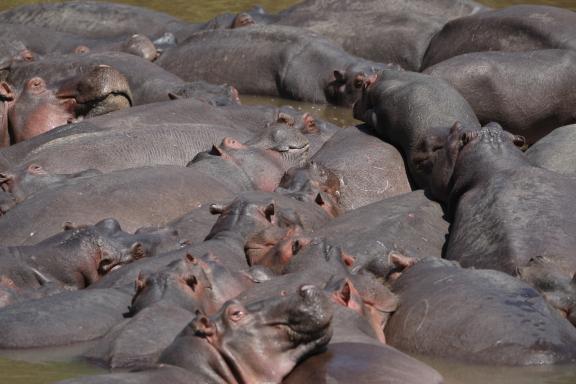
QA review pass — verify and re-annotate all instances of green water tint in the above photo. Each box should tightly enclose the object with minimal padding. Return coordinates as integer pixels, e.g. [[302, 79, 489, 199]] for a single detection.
[[0, 0, 575, 383]]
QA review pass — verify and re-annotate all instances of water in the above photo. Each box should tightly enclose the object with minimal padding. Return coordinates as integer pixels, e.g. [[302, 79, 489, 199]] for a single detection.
[[0, 0, 575, 383]]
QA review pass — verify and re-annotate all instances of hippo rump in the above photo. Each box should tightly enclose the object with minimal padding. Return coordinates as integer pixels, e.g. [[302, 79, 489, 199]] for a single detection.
[[275, 0, 488, 71], [156, 25, 399, 107], [422, 5, 576, 69], [0, 166, 234, 245], [424, 50, 576, 144], [353, 69, 480, 202], [526, 124, 576, 175], [385, 258, 576, 365], [442, 123, 576, 322]]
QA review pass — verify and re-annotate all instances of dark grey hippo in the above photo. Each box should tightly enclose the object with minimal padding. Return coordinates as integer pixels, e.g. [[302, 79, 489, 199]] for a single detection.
[[424, 49, 576, 144], [526, 124, 576, 175], [385, 258, 576, 365]]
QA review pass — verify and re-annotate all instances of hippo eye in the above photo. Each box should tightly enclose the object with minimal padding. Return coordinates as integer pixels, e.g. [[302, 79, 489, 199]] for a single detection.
[[28, 78, 44, 90], [230, 309, 244, 322], [354, 78, 364, 88]]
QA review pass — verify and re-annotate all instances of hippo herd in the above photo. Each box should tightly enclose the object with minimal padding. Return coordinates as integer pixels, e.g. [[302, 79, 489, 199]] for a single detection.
[[0, 0, 576, 383]]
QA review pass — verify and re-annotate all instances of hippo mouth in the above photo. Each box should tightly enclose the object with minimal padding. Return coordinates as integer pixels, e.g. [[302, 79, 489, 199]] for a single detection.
[[274, 142, 310, 153], [56, 90, 132, 120], [276, 321, 332, 346], [97, 259, 126, 275]]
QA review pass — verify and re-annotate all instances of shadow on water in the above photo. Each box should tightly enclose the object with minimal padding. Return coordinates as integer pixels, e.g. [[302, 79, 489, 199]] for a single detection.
[[0, 0, 575, 383]]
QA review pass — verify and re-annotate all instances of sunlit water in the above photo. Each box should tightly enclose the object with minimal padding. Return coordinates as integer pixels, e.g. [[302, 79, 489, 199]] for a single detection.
[[0, 0, 575, 383]]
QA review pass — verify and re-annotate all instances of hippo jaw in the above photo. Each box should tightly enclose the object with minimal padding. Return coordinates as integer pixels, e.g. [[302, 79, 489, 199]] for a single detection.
[[192, 285, 333, 383]]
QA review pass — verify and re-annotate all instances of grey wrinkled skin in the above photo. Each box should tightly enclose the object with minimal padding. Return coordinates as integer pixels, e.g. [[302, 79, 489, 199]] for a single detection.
[[526, 124, 576, 175]]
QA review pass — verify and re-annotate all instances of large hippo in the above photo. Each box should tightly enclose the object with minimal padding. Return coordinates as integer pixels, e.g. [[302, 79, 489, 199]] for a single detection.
[[526, 124, 576, 175], [442, 123, 576, 322], [385, 258, 576, 365], [275, 0, 487, 71], [352, 70, 481, 201], [424, 50, 576, 144], [422, 5, 576, 69], [156, 25, 399, 107], [0, 166, 234, 245]]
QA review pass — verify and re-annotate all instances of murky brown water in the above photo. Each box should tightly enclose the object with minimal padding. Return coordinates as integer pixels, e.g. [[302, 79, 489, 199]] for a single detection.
[[0, 0, 575, 383]]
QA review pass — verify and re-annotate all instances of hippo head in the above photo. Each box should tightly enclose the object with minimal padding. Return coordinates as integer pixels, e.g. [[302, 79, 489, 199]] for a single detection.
[[276, 162, 343, 217], [246, 112, 311, 168], [188, 138, 286, 192], [518, 256, 576, 327], [191, 284, 333, 383], [232, 12, 256, 28], [7, 76, 76, 142], [127, 253, 209, 316], [326, 63, 399, 107], [445, 122, 526, 201], [7, 65, 132, 143], [168, 80, 241, 106], [208, 196, 305, 262], [327, 274, 398, 343], [121, 34, 158, 62], [56, 218, 176, 286], [248, 236, 312, 274], [0, 164, 101, 205]]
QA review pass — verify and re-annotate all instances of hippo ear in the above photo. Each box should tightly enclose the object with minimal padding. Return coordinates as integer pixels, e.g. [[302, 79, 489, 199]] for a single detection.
[[333, 70, 345, 82], [185, 253, 198, 264], [167, 92, 181, 100], [209, 203, 225, 214], [192, 310, 216, 337], [26, 164, 47, 175], [0, 172, 14, 192], [340, 249, 356, 268], [387, 251, 416, 282], [130, 242, 146, 260], [277, 112, 295, 126], [333, 279, 363, 312], [0, 81, 14, 101], [209, 145, 225, 156], [263, 203, 275, 223], [134, 272, 146, 293]]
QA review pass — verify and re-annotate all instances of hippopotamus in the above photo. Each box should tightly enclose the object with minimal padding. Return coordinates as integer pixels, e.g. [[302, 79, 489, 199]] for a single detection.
[[0, 98, 333, 172], [55, 365, 199, 384], [90, 192, 310, 290], [0, 166, 234, 245], [422, 5, 576, 69], [0, 218, 180, 293], [2, 65, 131, 144], [0, 0, 199, 41], [200, 6, 278, 30], [309, 125, 411, 210], [352, 70, 481, 201], [0, 287, 132, 348], [187, 138, 302, 193], [526, 124, 576, 175], [0, 163, 100, 214], [0, 38, 34, 71], [424, 50, 576, 144], [301, 191, 448, 278], [275, 0, 487, 71], [441, 123, 576, 321], [156, 25, 399, 107], [385, 258, 576, 365], [159, 285, 333, 383], [0, 23, 158, 61]]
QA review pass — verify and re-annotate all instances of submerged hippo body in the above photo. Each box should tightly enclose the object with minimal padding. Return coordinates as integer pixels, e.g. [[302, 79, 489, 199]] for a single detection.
[[526, 124, 576, 175], [157, 25, 398, 107], [353, 70, 480, 201], [386, 258, 576, 365], [422, 5, 576, 69], [424, 50, 576, 144], [0, 287, 131, 348], [0, 166, 233, 245]]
